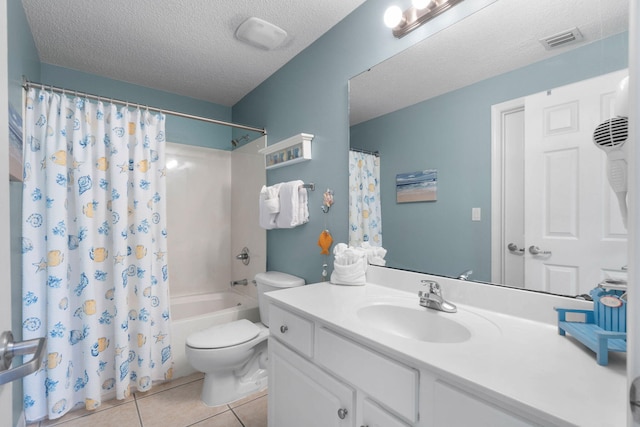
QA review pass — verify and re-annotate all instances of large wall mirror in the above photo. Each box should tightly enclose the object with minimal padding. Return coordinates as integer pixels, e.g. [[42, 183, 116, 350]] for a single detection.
[[349, 0, 629, 297]]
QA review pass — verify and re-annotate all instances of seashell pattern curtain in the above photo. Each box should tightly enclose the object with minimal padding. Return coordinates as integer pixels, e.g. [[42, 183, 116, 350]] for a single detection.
[[348, 150, 382, 246], [21, 88, 172, 421]]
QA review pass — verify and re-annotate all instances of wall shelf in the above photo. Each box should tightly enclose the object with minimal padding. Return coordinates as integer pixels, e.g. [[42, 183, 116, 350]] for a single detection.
[[259, 133, 313, 169]]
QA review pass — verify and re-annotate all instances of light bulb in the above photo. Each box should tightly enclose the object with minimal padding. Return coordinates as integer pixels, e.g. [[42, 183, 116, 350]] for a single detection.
[[412, 0, 432, 9], [384, 6, 404, 28]]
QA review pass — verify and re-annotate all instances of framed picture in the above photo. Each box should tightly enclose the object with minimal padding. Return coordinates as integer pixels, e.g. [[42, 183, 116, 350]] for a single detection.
[[8, 103, 23, 181], [396, 169, 437, 203]]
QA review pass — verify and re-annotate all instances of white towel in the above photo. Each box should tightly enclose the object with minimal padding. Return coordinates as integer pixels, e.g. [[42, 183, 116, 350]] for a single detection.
[[359, 242, 387, 266], [330, 244, 368, 285], [276, 180, 308, 228], [298, 186, 309, 225], [330, 259, 367, 285], [259, 184, 281, 229]]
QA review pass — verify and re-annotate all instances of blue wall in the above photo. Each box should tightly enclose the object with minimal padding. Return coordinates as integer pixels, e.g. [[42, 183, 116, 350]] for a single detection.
[[40, 64, 234, 150], [233, 0, 496, 282], [350, 32, 628, 281]]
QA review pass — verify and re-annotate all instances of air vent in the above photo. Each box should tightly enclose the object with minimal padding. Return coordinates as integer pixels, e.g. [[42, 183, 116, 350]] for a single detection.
[[539, 27, 584, 50], [593, 117, 628, 149]]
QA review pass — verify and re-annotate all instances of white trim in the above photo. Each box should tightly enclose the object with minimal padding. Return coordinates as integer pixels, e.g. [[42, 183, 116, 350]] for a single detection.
[[0, 1, 13, 425], [490, 97, 524, 285], [627, 0, 639, 425]]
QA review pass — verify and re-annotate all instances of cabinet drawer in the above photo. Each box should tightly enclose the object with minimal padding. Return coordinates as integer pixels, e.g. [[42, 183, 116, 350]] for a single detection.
[[315, 327, 419, 422], [269, 304, 314, 358]]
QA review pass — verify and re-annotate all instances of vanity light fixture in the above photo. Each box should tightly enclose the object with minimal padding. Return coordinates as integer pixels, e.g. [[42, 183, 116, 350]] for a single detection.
[[384, 0, 465, 38], [235, 17, 288, 50]]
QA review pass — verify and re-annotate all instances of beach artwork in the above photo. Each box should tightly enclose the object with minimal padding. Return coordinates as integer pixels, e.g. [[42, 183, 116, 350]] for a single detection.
[[396, 169, 437, 203]]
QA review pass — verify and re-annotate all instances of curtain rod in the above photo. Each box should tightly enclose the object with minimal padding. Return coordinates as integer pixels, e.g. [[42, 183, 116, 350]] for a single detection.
[[349, 147, 379, 157], [22, 78, 266, 135]]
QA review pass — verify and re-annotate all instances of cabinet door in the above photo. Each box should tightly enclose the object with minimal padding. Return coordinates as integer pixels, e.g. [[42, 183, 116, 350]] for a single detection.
[[269, 338, 355, 427], [433, 380, 537, 426], [362, 398, 411, 427]]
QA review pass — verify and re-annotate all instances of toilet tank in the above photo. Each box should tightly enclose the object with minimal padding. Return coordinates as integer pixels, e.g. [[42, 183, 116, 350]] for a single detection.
[[255, 271, 305, 326]]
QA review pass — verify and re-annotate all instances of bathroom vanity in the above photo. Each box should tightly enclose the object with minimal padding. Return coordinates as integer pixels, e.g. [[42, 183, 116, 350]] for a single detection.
[[266, 267, 626, 427]]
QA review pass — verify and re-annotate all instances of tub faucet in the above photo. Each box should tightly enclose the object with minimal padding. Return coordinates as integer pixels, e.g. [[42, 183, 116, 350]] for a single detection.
[[230, 279, 248, 287], [418, 280, 457, 313]]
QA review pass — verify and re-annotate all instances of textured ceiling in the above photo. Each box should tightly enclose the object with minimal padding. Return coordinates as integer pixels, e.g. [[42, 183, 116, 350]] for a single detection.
[[21, 0, 367, 106], [350, 0, 629, 125]]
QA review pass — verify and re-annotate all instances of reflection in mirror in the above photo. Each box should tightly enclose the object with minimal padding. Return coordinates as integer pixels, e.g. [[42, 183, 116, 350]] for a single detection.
[[231, 129, 264, 149], [349, 0, 629, 296]]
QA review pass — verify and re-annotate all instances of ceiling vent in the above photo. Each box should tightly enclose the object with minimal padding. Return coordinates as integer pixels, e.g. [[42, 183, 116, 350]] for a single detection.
[[539, 27, 584, 50]]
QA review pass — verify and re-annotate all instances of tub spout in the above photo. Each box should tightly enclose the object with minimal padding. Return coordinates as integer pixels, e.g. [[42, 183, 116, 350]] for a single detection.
[[230, 279, 248, 287]]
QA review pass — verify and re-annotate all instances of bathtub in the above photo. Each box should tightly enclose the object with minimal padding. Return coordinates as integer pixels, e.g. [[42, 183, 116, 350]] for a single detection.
[[170, 291, 261, 379]]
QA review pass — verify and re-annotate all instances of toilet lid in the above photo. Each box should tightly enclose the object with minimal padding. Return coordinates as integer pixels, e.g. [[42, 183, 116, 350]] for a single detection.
[[186, 319, 260, 349]]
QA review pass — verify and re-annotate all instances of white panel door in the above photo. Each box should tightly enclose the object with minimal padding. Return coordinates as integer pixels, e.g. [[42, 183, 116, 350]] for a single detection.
[[524, 69, 628, 295]]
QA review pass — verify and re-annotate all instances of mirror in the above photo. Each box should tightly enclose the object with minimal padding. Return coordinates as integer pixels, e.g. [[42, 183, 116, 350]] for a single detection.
[[349, 0, 629, 296]]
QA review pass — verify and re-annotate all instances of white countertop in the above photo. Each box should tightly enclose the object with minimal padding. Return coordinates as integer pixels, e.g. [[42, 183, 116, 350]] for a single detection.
[[266, 281, 626, 427]]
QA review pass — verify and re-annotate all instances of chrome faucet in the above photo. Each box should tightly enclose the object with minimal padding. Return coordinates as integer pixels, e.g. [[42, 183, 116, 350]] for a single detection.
[[458, 269, 473, 281], [418, 280, 457, 313]]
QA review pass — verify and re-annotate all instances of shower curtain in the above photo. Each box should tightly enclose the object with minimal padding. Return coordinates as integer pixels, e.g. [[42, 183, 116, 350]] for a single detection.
[[21, 88, 172, 421], [348, 150, 382, 246]]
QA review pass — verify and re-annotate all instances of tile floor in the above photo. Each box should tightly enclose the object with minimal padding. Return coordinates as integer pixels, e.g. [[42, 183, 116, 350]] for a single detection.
[[28, 373, 267, 427]]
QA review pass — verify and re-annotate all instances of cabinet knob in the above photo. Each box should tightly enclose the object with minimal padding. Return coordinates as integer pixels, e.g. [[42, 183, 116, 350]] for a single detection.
[[337, 408, 348, 419], [280, 325, 288, 334]]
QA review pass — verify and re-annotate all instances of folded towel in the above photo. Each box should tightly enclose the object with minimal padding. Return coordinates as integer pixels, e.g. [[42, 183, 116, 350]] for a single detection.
[[331, 243, 368, 286], [259, 184, 281, 229], [299, 186, 309, 224], [263, 184, 281, 214], [276, 180, 308, 228], [359, 242, 387, 266], [330, 258, 367, 286]]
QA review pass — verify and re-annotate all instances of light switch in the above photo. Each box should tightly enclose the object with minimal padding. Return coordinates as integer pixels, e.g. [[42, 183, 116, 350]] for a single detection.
[[472, 208, 481, 221]]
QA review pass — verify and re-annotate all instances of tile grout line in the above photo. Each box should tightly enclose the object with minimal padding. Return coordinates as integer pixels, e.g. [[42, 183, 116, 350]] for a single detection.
[[182, 406, 234, 427], [229, 406, 246, 427], [133, 393, 144, 427], [133, 376, 205, 402]]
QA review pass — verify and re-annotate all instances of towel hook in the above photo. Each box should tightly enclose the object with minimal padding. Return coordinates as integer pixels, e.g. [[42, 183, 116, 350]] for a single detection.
[[321, 188, 334, 213]]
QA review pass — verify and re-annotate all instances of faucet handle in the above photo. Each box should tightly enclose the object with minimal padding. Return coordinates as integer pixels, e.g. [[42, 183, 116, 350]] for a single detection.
[[430, 282, 441, 294], [420, 279, 440, 294], [421, 280, 441, 295]]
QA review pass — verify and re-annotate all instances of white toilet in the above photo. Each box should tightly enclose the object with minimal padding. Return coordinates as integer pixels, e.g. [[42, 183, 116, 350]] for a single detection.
[[185, 271, 304, 406]]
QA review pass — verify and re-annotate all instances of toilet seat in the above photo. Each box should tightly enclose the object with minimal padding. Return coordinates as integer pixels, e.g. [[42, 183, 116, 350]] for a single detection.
[[186, 319, 260, 349]]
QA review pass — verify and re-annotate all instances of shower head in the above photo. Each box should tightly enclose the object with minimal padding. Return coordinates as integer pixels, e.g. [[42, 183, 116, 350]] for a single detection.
[[231, 134, 251, 147]]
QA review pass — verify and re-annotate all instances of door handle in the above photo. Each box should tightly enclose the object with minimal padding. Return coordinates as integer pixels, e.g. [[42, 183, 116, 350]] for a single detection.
[[0, 331, 47, 385], [528, 245, 552, 256], [507, 243, 525, 254]]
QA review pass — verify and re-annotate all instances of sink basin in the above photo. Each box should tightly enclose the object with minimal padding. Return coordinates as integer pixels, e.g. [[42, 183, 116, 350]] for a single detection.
[[357, 303, 499, 344]]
